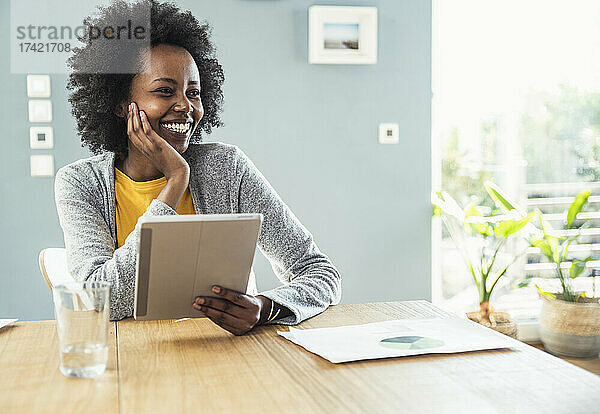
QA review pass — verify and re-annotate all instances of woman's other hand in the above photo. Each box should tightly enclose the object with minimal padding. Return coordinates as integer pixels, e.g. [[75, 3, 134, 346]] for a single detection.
[[193, 286, 273, 336]]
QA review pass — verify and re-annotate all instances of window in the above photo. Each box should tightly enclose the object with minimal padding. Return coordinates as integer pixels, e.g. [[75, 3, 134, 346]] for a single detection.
[[432, 0, 600, 322]]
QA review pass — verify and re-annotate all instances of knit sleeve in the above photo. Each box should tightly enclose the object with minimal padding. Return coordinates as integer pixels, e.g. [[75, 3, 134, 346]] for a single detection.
[[54, 164, 177, 320], [231, 146, 342, 325]]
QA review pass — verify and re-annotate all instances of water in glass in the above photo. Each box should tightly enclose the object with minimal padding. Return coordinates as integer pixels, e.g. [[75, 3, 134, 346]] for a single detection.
[[53, 281, 111, 378]]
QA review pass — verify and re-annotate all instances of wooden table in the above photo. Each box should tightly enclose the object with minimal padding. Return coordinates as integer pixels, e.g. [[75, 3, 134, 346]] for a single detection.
[[2, 301, 600, 414], [527, 341, 600, 376]]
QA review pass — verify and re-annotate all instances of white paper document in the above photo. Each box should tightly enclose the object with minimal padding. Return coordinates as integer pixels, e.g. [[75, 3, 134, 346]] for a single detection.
[[278, 317, 516, 363], [0, 319, 17, 330]]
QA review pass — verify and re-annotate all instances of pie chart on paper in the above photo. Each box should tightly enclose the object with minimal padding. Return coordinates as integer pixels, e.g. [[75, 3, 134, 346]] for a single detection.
[[379, 335, 445, 350]]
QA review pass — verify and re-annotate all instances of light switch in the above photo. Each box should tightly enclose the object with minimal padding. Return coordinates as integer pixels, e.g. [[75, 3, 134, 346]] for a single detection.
[[30, 126, 54, 149], [378, 123, 399, 144], [30, 154, 54, 177], [28, 100, 52, 122], [27, 75, 51, 98]]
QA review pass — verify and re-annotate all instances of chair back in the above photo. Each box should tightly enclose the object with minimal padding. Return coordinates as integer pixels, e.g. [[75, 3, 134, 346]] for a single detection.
[[39, 248, 73, 292]]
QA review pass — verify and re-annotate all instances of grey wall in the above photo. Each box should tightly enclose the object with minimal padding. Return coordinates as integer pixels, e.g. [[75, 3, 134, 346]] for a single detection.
[[0, 0, 431, 321]]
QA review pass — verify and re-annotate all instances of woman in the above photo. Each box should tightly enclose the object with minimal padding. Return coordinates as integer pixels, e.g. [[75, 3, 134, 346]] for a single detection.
[[55, 0, 341, 335]]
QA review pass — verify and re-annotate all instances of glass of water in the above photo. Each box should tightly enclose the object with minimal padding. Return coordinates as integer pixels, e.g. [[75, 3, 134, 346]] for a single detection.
[[52, 281, 111, 378]]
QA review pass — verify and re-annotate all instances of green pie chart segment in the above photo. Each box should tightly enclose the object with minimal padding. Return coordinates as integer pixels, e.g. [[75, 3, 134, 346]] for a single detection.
[[379, 336, 445, 350]]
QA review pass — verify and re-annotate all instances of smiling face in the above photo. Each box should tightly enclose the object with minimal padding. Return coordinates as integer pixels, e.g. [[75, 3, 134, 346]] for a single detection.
[[127, 43, 204, 154]]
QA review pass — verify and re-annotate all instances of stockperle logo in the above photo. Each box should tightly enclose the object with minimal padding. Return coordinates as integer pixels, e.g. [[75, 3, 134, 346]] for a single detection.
[[10, 0, 151, 74]]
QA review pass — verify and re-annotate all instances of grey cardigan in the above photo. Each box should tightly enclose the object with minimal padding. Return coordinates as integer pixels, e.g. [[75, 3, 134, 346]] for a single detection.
[[54, 141, 341, 323]]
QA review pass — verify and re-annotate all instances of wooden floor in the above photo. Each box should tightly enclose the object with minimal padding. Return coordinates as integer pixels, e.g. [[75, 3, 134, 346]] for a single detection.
[[526, 342, 600, 375]]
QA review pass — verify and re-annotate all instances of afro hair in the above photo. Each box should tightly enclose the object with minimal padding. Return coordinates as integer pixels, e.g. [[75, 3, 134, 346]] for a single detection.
[[67, 0, 225, 156]]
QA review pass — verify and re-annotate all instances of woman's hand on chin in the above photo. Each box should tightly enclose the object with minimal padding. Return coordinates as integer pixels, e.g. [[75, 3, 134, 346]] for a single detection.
[[127, 101, 190, 210], [193, 286, 272, 336], [127, 101, 190, 182]]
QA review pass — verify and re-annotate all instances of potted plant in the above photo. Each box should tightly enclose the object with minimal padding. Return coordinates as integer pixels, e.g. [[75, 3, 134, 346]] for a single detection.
[[433, 182, 534, 337], [523, 190, 600, 358]]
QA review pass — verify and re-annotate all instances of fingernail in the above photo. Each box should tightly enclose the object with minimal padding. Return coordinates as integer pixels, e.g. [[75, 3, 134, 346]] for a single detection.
[[197, 298, 204, 304], [212, 286, 221, 293]]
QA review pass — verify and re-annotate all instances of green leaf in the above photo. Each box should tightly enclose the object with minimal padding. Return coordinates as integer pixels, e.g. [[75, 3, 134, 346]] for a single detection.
[[515, 278, 533, 288], [464, 204, 491, 236], [560, 236, 576, 262], [464, 203, 482, 219], [549, 236, 560, 263], [431, 191, 464, 221], [535, 284, 556, 300], [494, 212, 535, 238], [569, 256, 591, 279], [468, 261, 481, 290], [530, 238, 554, 260], [566, 190, 591, 227], [484, 181, 517, 211], [487, 264, 509, 295], [538, 213, 555, 235], [491, 208, 503, 216]]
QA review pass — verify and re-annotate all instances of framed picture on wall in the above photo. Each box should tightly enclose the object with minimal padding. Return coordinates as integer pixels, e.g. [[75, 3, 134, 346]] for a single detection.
[[308, 5, 378, 65]]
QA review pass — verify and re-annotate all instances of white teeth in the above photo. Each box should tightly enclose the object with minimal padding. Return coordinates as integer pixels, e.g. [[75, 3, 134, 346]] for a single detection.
[[162, 122, 190, 133]]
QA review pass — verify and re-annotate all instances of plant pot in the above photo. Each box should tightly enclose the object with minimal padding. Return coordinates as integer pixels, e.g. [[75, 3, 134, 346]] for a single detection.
[[539, 295, 600, 358], [466, 311, 517, 339]]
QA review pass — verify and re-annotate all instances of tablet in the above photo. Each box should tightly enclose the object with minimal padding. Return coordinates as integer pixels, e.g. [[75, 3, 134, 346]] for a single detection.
[[133, 213, 263, 321]]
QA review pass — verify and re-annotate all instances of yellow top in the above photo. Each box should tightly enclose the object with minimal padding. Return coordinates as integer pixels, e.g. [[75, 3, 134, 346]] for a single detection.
[[114, 167, 196, 248]]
